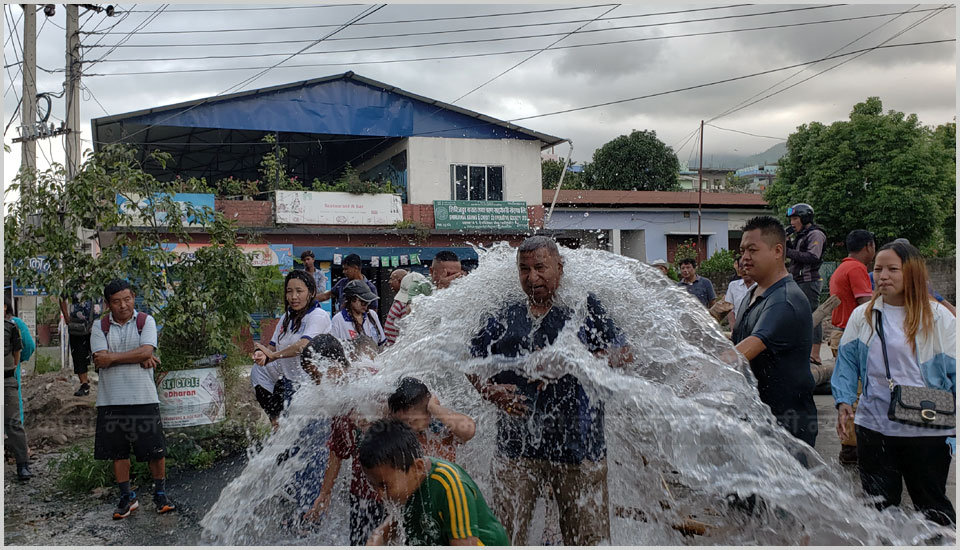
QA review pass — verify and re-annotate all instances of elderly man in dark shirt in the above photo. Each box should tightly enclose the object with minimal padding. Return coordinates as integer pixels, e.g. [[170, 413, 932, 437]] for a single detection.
[[469, 236, 631, 545], [733, 216, 818, 448]]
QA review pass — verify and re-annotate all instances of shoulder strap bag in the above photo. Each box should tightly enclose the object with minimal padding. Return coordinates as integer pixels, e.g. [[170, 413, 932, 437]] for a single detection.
[[875, 309, 955, 429]]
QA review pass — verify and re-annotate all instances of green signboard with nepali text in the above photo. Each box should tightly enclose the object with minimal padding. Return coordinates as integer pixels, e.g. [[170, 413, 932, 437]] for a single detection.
[[433, 200, 528, 230]]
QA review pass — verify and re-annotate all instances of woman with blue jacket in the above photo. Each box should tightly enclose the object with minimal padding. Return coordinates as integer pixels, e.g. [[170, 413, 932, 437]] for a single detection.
[[832, 241, 955, 526]]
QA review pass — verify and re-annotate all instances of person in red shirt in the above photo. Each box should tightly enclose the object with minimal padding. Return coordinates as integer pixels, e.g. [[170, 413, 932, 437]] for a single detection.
[[828, 229, 875, 465]]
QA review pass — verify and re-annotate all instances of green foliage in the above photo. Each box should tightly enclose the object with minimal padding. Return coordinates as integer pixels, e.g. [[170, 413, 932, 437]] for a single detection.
[[36, 297, 60, 325], [35, 354, 59, 374], [251, 265, 285, 316], [4, 144, 257, 371], [582, 130, 681, 191], [666, 266, 680, 282], [213, 176, 261, 199], [394, 220, 431, 243], [54, 444, 152, 493], [766, 98, 956, 257], [698, 248, 737, 280], [311, 163, 395, 195], [724, 172, 752, 193], [541, 159, 582, 189]]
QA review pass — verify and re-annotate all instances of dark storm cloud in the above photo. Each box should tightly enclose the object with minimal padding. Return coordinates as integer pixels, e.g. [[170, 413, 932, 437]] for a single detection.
[[4, 3, 956, 184]]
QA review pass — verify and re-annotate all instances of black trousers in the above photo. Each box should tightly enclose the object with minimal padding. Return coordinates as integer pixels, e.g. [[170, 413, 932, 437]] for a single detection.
[[855, 425, 956, 526]]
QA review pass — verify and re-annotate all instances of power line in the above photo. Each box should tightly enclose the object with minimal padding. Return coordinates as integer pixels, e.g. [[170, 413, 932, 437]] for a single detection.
[[707, 4, 923, 123], [710, 6, 951, 122], [86, 4, 620, 34], [89, 5, 850, 63], [105, 4, 388, 145], [2, 6, 22, 50], [85, 4, 752, 48], [82, 7, 943, 77], [705, 124, 786, 141], [451, 4, 622, 104], [122, 4, 362, 13], [85, 5, 168, 70]]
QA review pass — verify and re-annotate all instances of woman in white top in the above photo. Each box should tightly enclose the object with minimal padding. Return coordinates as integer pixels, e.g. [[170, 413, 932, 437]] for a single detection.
[[251, 270, 332, 427], [832, 241, 956, 526], [330, 279, 386, 348]]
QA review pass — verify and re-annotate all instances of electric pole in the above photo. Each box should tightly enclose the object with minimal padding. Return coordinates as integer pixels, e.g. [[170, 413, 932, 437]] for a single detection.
[[20, 5, 37, 177], [65, 3, 81, 183], [697, 120, 704, 262]]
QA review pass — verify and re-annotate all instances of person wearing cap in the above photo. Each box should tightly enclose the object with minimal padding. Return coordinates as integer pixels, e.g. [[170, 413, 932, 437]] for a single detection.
[[649, 259, 669, 277], [317, 254, 379, 313], [383, 272, 431, 346], [300, 250, 328, 301], [330, 280, 387, 347]]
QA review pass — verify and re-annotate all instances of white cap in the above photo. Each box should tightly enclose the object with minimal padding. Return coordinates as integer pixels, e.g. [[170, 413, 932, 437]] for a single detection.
[[649, 258, 669, 267]]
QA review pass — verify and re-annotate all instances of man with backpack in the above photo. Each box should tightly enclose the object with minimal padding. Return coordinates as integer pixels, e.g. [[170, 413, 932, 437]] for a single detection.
[[60, 289, 100, 396], [90, 279, 174, 519]]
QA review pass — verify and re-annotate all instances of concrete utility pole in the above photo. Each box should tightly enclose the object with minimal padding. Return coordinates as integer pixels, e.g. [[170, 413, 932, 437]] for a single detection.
[[65, 4, 81, 182], [697, 120, 704, 262], [20, 4, 37, 176]]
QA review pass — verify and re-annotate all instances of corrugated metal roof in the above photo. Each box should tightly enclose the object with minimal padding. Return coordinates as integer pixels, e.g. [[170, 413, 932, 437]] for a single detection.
[[542, 189, 769, 207]]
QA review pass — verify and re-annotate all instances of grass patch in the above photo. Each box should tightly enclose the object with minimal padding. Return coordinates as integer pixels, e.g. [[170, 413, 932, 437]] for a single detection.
[[52, 444, 152, 493], [35, 354, 60, 374]]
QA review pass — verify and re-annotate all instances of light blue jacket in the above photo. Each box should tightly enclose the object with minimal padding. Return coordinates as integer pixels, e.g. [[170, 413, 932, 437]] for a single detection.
[[831, 297, 956, 453]]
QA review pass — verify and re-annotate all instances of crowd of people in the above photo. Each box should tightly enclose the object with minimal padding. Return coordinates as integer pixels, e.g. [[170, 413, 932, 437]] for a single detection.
[[4, 203, 955, 541]]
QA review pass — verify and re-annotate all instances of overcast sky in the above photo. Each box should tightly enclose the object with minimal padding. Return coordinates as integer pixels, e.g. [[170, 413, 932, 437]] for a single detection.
[[2, 2, 956, 196]]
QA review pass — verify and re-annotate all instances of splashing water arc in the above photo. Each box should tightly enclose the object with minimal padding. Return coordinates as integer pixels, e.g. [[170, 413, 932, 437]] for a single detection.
[[200, 243, 950, 545]]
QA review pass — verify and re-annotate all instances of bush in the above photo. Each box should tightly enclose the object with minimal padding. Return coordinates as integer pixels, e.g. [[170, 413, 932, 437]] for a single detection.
[[53, 444, 151, 493], [698, 248, 737, 279], [35, 354, 60, 374]]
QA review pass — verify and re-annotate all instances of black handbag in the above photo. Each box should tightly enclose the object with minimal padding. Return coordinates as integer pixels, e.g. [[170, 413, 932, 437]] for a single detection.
[[875, 310, 955, 429]]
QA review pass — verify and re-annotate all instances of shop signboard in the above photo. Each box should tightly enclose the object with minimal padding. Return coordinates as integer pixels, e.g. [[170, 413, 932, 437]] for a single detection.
[[275, 191, 402, 225], [433, 200, 528, 230], [162, 243, 294, 271]]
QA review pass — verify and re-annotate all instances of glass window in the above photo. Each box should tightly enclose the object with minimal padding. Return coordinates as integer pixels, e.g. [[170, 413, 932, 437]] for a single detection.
[[487, 166, 503, 201], [469, 166, 486, 201], [454, 165, 468, 200]]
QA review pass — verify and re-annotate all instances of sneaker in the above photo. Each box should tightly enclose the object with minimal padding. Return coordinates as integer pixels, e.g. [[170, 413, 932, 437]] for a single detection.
[[839, 444, 858, 465], [74, 384, 90, 397], [16, 463, 32, 481], [113, 492, 140, 520], [153, 492, 176, 514]]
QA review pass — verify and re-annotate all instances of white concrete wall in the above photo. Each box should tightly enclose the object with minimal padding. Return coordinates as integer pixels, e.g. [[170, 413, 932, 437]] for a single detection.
[[407, 137, 543, 206]]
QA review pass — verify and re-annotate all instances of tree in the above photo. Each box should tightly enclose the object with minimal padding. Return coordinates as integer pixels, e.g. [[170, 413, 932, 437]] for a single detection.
[[541, 158, 582, 189], [724, 172, 752, 193], [4, 145, 257, 369], [765, 97, 956, 259], [582, 130, 680, 191]]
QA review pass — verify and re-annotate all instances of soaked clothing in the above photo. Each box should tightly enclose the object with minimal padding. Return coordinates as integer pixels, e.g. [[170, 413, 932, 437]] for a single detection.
[[470, 294, 626, 464], [732, 275, 818, 446], [402, 458, 509, 545]]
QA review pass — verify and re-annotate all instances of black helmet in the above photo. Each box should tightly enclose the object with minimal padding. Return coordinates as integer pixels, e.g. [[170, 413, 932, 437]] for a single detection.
[[786, 203, 814, 225]]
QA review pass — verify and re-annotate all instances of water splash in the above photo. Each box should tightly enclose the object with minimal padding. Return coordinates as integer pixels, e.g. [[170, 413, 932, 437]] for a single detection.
[[201, 243, 952, 545]]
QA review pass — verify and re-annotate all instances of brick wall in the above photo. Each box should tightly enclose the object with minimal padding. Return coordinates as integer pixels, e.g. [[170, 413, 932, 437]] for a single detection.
[[402, 204, 436, 228], [927, 257, 956, 304], [527, 205, 545, 229], [216, 199, 273, 227]]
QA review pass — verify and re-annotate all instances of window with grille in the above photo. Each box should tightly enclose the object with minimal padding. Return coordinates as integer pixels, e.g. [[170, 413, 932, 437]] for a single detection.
[[450, 165, 504, 201]]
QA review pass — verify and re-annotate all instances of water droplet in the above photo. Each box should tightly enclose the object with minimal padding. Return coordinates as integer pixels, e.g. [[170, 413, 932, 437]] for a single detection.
[[583, 212, 590, 218]]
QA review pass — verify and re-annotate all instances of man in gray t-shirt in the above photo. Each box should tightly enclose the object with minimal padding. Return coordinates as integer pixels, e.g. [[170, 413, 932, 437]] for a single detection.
[[90, 279, 175, 519]]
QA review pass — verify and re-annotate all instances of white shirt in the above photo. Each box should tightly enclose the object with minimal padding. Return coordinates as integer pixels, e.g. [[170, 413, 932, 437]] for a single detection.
[[330, 309, 386, 346], [856, 304, 956, 437], [260, 305, 332, 392], [725, 279, 754, 313], [89, 311, 160, 407]]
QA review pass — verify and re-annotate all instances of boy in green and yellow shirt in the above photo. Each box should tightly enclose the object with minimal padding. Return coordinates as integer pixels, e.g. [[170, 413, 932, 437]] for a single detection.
[[358, 418, 508, 546]]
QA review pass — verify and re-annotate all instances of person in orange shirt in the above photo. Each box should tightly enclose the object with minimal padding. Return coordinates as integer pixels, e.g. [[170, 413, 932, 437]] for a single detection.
[[828, 229, 875, 465], [388, 377, 476, 462]]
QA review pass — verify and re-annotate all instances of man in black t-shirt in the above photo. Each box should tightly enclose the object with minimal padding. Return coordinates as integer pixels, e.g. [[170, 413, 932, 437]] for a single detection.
[[469, 236, 631, 545], [733, 216, 817, 448]]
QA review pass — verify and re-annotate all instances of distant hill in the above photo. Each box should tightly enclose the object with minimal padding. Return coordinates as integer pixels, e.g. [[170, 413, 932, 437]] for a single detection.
[[687, 141, 787, 171]]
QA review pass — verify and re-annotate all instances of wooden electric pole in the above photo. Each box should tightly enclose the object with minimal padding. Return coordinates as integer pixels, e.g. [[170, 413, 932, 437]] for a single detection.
[[20, 4, 37, 177], [65, 4, 81, 183], [697, 120, 704, 262]]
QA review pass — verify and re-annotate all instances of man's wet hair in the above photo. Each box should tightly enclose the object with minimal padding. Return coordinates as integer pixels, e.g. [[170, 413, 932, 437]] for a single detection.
[[343, 253, 363, 268], [742, 216, 786, 247], [678, 258, 697, 268], [518, 236, 561, 259], [434, 250, 459, 263], [358, 418, 423, 471], [301, 333, 349, 369], [388, 377, 430, 413], [845, 229, 875, 254], [4, 297, 13, 316], [103, 279, 133, 301]]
